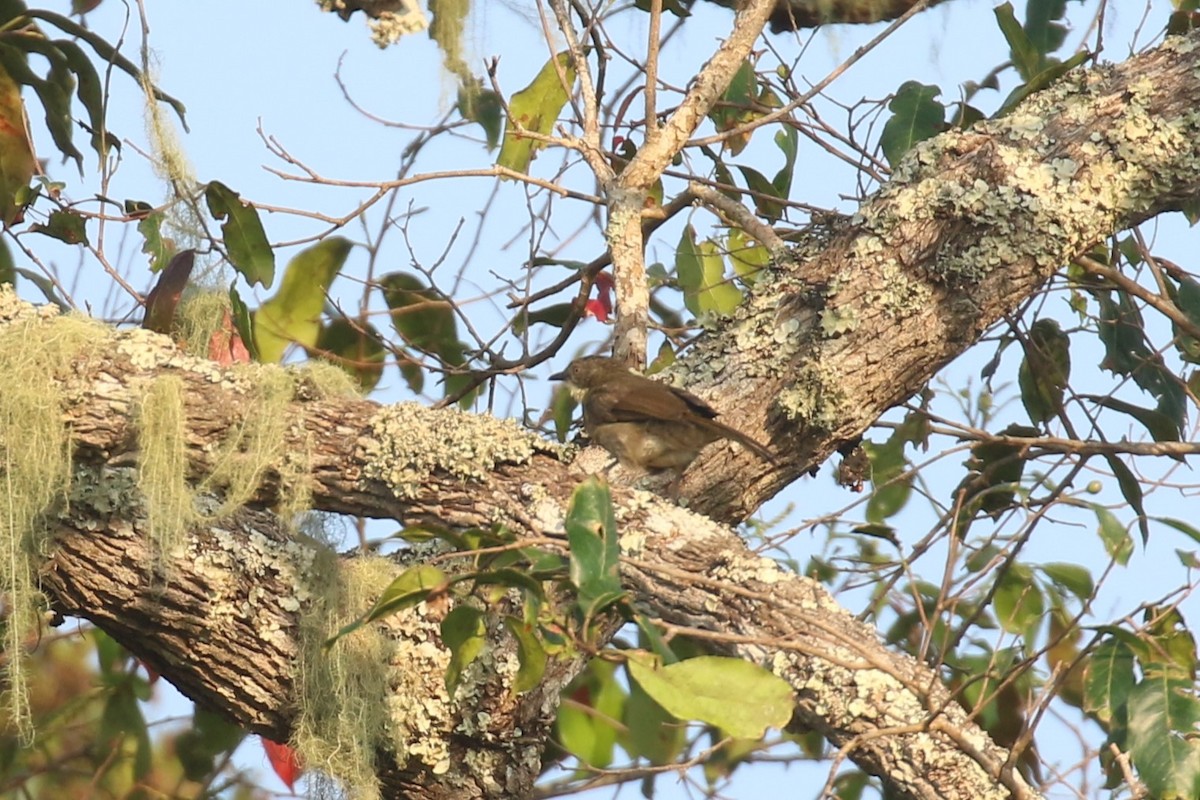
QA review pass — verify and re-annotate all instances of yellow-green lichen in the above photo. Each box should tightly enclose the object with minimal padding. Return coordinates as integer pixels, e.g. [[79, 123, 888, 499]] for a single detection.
[[137, 374, 194, 562], [776, 361, 848, 430], [294, 554, 397, 800], [363, 404, 544, 498], [0, 294, 105, 741]]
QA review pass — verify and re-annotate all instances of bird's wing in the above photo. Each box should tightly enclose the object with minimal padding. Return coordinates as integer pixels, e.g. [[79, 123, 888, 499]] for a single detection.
[[585, 380, 715, 425]]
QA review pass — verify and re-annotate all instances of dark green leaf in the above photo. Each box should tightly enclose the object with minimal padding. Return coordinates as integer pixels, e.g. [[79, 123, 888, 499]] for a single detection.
[[503, 615, 547, 692], [311, 318, 385, 392], [457, 84, 503, 151], [1039, 562, 1094, 601], [879, 81, 944, 167], [1084, 395, 1182, 449], [734, 164, 785, 222], [205, 181, 274, 288], [326, 564, 447, 645], [441, 605, 486, 692], [1102, 453, 1150, 544], [995, 51, 1089, 117], [1084, 637, 1135, 727], [566, 477, 625, 621], [1018, 318, 1070, 425], [1126, 673, 1200, 798], [1023, 0, 1069, 58], [23, 9, 189, 127], [380, 271, 460, 360], [29, 208, 88, 244], [994, 1, 1043, 80], [227, 285, 259, 362]]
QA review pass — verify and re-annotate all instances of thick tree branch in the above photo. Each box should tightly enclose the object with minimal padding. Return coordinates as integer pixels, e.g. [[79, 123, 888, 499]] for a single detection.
[[12, 29, 1200, 800]]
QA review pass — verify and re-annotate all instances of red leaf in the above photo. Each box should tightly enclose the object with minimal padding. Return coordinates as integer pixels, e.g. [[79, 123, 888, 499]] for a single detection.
[[262, 738, 302, 791], [208, 309, 252, 365], [589, 271, 614, 322]]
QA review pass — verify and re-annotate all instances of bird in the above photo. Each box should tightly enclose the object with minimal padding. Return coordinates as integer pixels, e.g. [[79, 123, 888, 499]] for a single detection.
[[550, 355, 777, 472]]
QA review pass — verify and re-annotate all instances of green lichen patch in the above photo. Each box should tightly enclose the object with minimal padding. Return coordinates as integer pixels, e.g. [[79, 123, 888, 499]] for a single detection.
[[363, 404, 545, 498], [777, 361, 849, 430]]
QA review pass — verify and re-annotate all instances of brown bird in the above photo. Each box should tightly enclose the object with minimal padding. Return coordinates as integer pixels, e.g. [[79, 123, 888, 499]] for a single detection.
[[550, 355, 777, 471]]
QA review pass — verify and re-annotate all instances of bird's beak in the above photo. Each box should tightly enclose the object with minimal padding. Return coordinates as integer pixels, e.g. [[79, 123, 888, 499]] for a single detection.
[[549, 369, 568, 381]]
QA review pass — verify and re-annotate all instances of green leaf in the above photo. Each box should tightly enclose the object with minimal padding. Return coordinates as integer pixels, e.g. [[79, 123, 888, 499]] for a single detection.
[[253, 237, 352, 363], [727, 227, 769, 284], [676, 225, 743, 317], [993, 564, 1044, 636], [311, 318, 385, 392], [565, 477, 625, 621], [1023, 0, 1069, 58], [503, 615, 547, 693], [1092, 505, 1133, 566], [1039, 562, 1094, 601], [995, 50, 1090, 118], [1156, 517, 1200, 547], [457, 84, 503, 151], [441, 605, 486, 693], [1084, 395, 1182, 449], [707, 59, 756, 155], [771, 126, 798, 200], [128, 200, 173, 272], [1169, 273, 1200, 363], [52, 37, 115, 161], [734, 164, 785, 222], [626, 654, 794, 740], [555, 659, 625, 768], [228, 286, 259, 362], [497, 52, 576, 173], [29, 208, 88, 244], [1018, 318, 1070, 425], [1084, 637, 1135, 727], [380, 271, 460, 360], [326, 564, 447, 645], [879, 81, 944, 167], [23, 9, 189, 128], [99, 682, 152, 778], [1142, 605, 1198, 680], [994, 1, 1044, 80], [1095, 289, 1187, 435], [621, 670, 686, 766], [863, 436, 912, 523], [175, 708, 246, 782], [1126, 673, 1200, 798], [1104, 454, 1150, 544], [205, 181, 275, 288]]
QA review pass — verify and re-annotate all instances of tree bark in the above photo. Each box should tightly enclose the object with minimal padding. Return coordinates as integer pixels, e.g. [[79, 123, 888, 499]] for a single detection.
[[13, 29, 1200, 800]]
